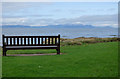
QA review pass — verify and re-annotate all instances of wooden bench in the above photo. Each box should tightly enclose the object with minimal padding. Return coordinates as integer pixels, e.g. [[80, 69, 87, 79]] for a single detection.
[[2, 34, 60, 56]]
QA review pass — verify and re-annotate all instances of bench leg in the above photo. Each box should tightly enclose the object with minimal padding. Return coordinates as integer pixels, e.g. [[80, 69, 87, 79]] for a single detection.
[[3, 49, 7, 56], [56, 48, 60, 55]]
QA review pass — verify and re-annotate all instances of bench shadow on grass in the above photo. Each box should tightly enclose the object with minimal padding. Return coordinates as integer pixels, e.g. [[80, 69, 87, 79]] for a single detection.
[[4, 49, 64, 56], [7, 49, 57, 54]]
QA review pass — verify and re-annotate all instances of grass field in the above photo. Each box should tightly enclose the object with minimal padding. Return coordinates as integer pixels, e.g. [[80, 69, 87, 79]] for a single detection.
[[2, 42, 118, 77]]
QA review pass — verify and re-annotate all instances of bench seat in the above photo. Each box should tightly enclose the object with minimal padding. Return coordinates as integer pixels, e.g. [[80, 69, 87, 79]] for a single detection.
[[6, 46, 58, 50]]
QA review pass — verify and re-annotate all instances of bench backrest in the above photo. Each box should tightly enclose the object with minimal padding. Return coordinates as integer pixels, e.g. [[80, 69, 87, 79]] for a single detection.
[[2, 35, 60, 46]]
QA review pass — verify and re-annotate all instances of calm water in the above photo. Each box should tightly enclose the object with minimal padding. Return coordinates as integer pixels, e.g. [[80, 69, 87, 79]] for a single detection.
[[0, 28, 118, 46]]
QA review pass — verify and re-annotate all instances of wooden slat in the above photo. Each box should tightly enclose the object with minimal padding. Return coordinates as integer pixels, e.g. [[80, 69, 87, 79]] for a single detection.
[[55, 37, 57, 44], [52, 38, 53, 44], [41, 38, 43, 45], [48, 37, 50, 45], [45, 37, 46, 44], [17, 38, 19, 45], [7, 47, 57, 50], [31, 37, 33, 45], [34, 38, 36, 45], [38, 38, 40, 45], [6, 37, 8, 45], [13, 38, 15, 45], [6, 44, 57, 46], [4, 36, 58, 38], [21, 38, 22, 45]]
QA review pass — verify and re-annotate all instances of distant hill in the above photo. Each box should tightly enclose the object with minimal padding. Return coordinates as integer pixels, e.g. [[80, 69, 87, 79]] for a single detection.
[[2, 24, 113, 28], [40, 24, 95, 28], [2, 25, 31, 28]]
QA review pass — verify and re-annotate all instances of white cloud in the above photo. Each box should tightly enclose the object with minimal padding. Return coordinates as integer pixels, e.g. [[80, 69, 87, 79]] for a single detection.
[[92, 24, 118, 28], [2, 17, 28, 25], [70, 14, 118, 28], [2, 2, 53, 14], [29, 24, 48, 27], [72, 22, 81, 24], [2, 14, 118, 28]]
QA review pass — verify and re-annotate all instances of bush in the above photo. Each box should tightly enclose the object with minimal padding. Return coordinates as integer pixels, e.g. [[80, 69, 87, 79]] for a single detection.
[[60, 37, 119, 46], [61, 41, 82, 46]]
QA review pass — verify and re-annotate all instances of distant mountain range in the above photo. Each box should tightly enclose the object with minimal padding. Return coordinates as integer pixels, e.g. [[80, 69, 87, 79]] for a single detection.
[[2, 24, 113, 28]]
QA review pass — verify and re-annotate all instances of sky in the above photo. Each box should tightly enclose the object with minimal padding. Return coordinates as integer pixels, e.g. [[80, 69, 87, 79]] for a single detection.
[[1, 0, 119, 2], [2, 2, 118, 28]]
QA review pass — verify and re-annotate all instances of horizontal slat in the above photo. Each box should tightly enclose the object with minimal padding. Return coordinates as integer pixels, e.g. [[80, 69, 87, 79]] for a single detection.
[[6, 47, 57, 50], [4, 36, 59, 38], [5, 44, 58, 46]]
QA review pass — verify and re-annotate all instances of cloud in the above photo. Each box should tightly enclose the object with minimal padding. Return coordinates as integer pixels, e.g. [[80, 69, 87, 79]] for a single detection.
[[51, 9, 86, 14], [69, 9, 86, 14], [2, 2, 32, 12], [76, 14, 117, 22], [53, 9, 63, 12], [77, 14, 118, 28], [107, 8, 116, 11], [3, 14, 53, 18], [52, 14, 118, 28], [2, 17, 28, 25], [2, 14, 118, 28], [2, 2, 53, 13]]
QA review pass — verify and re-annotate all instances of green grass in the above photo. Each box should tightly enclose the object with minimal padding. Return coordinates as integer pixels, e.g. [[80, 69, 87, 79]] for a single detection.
[[6, 49, 57, 54], [2, 42, 118, 77]]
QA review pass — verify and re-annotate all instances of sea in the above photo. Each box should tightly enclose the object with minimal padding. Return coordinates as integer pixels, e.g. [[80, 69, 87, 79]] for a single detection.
[[0, 28, 118, 46]]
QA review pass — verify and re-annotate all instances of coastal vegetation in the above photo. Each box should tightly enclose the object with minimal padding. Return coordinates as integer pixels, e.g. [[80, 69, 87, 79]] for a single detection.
[[60, 37, 119, 46]]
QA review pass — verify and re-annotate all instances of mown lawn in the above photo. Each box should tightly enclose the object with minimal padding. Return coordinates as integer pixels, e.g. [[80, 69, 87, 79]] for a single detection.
[[2, 42, 118, 77]]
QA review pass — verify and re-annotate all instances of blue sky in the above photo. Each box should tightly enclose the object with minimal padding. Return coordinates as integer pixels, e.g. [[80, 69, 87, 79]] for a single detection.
[[2, 2, 118, 28]]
